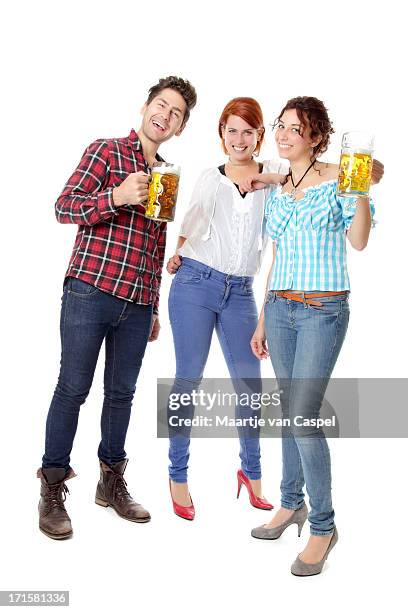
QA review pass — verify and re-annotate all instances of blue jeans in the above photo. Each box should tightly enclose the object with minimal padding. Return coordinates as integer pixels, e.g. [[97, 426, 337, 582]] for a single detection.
[[264, 291, 350, 535], [168, 258, 262, 483], [42, 277, 153, 471]]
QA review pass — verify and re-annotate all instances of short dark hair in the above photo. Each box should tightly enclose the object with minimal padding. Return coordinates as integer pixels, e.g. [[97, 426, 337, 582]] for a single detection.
[[146, 76, 197, 127], [274, 96, 335, 158]]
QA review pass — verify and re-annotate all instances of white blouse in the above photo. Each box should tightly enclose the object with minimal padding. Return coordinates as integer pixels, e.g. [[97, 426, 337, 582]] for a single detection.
[[178, 160, 287, 276]]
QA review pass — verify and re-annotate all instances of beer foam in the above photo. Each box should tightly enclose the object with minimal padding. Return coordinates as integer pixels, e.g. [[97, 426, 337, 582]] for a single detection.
[[151, 163, 180, 175]]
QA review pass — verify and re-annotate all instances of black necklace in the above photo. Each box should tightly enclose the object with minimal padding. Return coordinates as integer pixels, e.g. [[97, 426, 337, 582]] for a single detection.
[[288, 160, 316, 198]]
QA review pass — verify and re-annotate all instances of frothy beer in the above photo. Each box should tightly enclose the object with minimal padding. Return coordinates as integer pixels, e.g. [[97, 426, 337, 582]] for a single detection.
[[337, 132, 374, 198], [145, 163, 180, 222]]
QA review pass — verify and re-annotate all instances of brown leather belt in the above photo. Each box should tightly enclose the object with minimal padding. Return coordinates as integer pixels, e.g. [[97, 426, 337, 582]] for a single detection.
[[274, 291, 348, 307]]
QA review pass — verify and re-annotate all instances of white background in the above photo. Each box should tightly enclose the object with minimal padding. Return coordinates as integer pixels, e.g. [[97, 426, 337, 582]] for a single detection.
[[1, 1, 406, 610]]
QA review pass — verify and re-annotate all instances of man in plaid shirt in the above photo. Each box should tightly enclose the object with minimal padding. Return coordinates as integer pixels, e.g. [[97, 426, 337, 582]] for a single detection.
[[37, 76, 197, 539]]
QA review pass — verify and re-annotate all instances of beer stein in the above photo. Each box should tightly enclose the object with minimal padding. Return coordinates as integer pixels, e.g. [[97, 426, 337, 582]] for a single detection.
[[337, 132, 374, 198], [145, 162, 180, 222]]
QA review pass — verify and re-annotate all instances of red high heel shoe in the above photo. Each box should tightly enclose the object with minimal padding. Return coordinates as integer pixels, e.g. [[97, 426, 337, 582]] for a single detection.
[[169, 480, 195, 521], [237, 470, 273, 510]]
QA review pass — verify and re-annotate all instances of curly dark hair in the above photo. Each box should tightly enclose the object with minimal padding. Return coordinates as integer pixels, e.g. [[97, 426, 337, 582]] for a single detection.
[[274, 96, 335, 158], [146, 76, 197, 127]]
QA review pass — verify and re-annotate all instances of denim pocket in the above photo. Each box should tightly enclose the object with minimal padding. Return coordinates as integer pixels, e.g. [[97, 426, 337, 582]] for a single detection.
[[67, 277, 99, 297], [175, 267, 203, 284], [234, 282, 252, 296], [264, 291, 275, 306], [308, 296, 349, 314]]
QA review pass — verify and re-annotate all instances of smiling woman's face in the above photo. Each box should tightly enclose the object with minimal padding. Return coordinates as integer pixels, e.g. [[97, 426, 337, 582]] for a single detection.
[[275, 108, 320, 161], [222, 114, 261, 162]]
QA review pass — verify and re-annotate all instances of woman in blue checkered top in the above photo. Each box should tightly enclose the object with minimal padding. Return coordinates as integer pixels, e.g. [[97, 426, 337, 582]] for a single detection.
[[244, 97, 382, 576]]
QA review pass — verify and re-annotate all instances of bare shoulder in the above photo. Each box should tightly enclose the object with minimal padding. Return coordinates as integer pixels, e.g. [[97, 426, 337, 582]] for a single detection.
[[316, 162, 338, 180]]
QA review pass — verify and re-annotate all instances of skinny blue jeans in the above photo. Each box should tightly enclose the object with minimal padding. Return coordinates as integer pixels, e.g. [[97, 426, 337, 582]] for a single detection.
[[168, 258, 262, 483], [264, 291, 350, 535], [42, 277, 153, 471]]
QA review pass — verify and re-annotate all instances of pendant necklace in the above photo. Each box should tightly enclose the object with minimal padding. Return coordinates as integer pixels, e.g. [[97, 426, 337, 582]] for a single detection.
[[288, 160, 316, 198]]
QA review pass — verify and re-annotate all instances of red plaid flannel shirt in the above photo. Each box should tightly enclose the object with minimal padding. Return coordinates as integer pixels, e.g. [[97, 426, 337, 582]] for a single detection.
[[55, 129, 166, 313]]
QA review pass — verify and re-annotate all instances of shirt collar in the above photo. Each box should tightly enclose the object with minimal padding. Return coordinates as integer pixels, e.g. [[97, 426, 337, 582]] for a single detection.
[[127, 129, 143, 152], [127, 129, 164, 163]]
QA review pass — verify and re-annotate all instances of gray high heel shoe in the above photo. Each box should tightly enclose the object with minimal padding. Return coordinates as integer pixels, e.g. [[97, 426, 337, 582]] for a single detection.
[[251, 503, 308, 540], [291, 526, 338, 576]]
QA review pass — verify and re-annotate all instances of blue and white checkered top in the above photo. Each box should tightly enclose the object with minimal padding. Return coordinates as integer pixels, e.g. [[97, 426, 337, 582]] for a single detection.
[[265, 179, 376, 291]]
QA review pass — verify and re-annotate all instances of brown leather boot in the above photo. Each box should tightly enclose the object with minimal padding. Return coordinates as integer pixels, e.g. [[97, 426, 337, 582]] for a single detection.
[[37, 467, 75, 539], [95, 459, 151, 523]]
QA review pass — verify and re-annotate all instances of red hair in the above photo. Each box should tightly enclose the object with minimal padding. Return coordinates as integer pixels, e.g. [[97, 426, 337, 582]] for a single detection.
[[218, 97, 265, 155]]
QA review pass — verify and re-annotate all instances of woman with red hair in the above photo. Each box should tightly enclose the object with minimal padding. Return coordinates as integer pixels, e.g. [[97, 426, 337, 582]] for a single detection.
[[166, 98, 285, 520]]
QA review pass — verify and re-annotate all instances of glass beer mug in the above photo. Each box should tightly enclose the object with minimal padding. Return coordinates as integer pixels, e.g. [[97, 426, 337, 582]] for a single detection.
[[145, 162, 180, 222], [337, 132, 374, 198]]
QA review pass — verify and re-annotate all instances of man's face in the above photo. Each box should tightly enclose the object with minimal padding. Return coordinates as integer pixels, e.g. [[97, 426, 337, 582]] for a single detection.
[[139, 88, 187, 144]]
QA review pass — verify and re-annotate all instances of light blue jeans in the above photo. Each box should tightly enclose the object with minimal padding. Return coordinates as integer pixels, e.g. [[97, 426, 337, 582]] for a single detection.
[[264, 291, 350, 535], [168, 258, 262, 483]]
